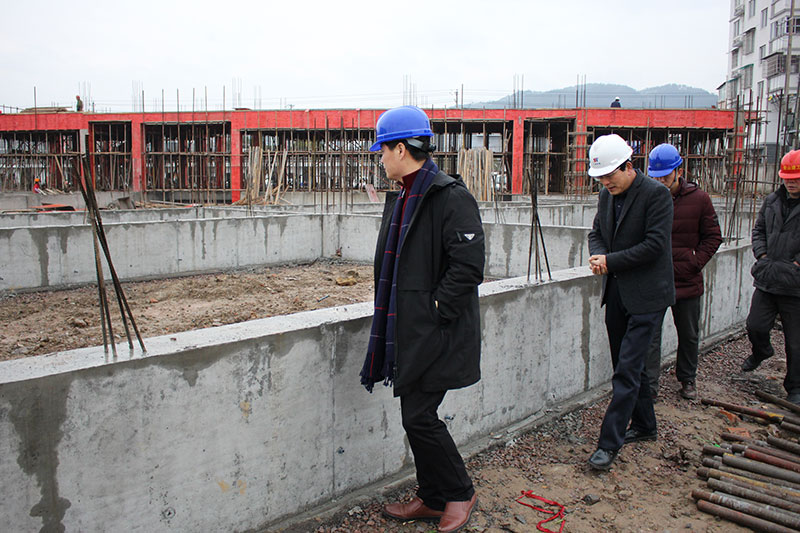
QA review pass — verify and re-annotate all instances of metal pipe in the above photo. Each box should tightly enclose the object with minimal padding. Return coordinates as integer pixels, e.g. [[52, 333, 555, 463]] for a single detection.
[[781, 420, 800, 434], [701, 398, 800, 426], [769, 436, 800, 457], [708, 478, 800, 514], [696, 499, 797, 533], [692, 489, 800, 529], [733, 444, 800, 466], [723, 454, 800, 485], [756, 390, 800, 416], [700, 467, 800, 504], [703, 457, 800, 490]]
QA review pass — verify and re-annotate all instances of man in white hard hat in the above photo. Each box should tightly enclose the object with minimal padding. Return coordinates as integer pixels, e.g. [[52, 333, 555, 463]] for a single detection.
[[586, 134, 675, 470], [611, 97, 621, 108]]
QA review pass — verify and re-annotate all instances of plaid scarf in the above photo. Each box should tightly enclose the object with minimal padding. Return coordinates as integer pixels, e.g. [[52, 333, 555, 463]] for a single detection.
[[360, 159, 439, 392]]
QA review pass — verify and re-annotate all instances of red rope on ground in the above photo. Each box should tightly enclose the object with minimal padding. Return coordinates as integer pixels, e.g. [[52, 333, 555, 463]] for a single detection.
[[515, 490, 566, 533]]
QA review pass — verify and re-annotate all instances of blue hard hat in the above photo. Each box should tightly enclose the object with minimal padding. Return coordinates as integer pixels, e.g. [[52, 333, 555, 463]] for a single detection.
[[369, 105, 433, 152], [648, 143, 683, 177]]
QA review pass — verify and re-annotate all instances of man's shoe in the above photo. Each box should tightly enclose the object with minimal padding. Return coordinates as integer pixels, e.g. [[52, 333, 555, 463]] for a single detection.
[[741, 355, 762, 372], [437, 494, 478, 532], [680, 381, 698, 400], [623, 428, 657, 444], [383, 497, 443, 521], [787, 392, 800, 406], [588, 448, 618, 470]]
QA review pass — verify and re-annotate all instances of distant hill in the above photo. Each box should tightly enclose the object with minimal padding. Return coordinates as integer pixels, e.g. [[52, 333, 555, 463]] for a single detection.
[[466, 83, 718, 109]]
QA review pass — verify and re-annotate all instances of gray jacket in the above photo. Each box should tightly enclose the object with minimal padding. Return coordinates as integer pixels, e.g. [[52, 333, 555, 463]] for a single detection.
[[751, 184, 800, 298], [588, 170, 676, 314]]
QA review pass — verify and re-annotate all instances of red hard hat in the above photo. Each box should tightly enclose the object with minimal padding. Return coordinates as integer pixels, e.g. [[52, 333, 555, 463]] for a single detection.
[[779, 150, 800, 179]]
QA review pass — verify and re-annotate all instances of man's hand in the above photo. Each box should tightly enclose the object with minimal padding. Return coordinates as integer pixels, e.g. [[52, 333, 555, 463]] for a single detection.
[[589, 254, 608, 275]]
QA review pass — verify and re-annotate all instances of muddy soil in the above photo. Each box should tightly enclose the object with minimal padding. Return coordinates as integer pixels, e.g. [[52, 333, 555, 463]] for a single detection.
[[0, 260, 374, 360]]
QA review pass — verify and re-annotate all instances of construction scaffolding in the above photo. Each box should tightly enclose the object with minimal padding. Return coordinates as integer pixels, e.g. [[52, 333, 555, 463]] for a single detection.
[[0, 130, 82, 192], [0, 107, 757, 205], [91, 122, 131, 191], [144, 121, 231, 204]]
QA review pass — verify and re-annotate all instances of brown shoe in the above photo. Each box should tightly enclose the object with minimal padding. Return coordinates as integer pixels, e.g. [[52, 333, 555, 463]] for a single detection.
[[383, 497, 443, 521], [680, 380, 697, 400], [437, 494, 478, 532]]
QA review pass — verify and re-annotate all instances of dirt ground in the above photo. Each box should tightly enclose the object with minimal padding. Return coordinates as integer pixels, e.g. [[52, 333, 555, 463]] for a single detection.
[[0, 260, 374, 360], [306, 333, 792, 533], [1, 266, 794, 532]]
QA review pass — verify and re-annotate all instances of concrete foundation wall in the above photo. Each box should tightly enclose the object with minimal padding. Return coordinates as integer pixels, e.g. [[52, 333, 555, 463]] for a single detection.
[[0, 242, 754, 532], [0, 213, 593, 291]]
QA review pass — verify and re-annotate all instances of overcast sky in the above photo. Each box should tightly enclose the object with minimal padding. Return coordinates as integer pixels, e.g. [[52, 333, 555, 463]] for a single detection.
[[2, 0, 730, 112]]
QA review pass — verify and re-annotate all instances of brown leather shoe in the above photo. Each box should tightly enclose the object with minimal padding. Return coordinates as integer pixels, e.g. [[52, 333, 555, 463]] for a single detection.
[[437, 493, 478, 532], [680, 380, 697, 400], [383, 497, 443, 521]]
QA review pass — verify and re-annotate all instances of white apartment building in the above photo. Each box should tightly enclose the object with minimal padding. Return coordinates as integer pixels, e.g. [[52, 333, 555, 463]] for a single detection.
[[722, 0, 800, 159]]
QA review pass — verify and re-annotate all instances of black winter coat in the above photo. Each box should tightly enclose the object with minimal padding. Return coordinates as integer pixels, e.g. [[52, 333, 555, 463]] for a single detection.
[[669, 179, 722, 300], [374, 171, 485, 397], [589, 170, 676, 314], [751, 185, 800, 298]]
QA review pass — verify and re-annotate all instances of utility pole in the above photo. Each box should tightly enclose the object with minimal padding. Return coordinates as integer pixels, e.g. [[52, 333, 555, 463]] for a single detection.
[[784, 0, 796, 150]]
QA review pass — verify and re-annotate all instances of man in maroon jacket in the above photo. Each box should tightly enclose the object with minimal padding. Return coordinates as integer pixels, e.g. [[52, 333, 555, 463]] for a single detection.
[[644, 144, 722, 400]]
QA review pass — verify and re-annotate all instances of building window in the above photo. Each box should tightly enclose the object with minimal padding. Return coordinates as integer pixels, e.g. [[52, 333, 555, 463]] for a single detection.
[[733, 49, 740, 69], [761, 8, 768, 28], [745, 29, 756, 54], [734, 18, 741, 36], [788, 17, 800, 35], [772, 19, 785, 39], [760, 44, 767, 60], [758, 80, 764, 97], [742, 64, 754, 88], [748, 0, 756, 17]]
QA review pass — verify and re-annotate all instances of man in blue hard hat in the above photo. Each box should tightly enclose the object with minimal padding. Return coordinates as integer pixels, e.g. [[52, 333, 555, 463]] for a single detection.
[[645, 143, 722, 401], [586, 133, 674, 471], [360, 105, 485, 532]]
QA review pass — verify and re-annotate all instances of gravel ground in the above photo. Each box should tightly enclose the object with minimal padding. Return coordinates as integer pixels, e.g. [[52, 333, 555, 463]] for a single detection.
[[295, 328, 792, 533]]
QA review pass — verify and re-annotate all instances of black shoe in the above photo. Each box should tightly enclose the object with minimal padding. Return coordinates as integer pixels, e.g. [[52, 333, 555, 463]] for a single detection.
[[624, 428, 657, 444], [788, 392, 800, 406], [741, 355, 762, 372], [588, 448, 618, 470]]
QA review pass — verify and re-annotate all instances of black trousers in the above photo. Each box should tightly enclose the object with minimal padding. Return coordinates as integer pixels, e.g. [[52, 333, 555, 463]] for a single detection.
[[400, 389, 474, 511], [598, 277, 662, 451], [747, 289, 800, 394], [645, 295, 702, 394]]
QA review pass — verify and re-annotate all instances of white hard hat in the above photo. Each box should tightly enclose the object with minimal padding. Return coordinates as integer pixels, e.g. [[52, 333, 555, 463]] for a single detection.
[[588, 134, 633, 177]]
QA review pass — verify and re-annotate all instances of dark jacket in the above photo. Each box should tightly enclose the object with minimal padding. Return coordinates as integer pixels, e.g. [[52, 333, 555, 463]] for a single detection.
[[588, 170, 676, 314], [669, 179, 722, 300], [375, 171, 485, 397], [751, 184, 800, 298]]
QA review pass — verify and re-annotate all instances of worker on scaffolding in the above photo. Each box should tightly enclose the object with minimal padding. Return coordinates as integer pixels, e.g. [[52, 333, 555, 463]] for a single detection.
[[76, 95, 84, 112], [741, 149, 800, 405], [360, 105, 484, 533], [33, 177, 42, 194], [586, 134, 674, 471], [644, 143, 722, 401]]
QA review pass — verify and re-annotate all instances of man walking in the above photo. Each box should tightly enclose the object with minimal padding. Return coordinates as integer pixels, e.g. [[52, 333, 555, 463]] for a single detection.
[[741, 149, 800, 405], [586, 134, 675, 470], [645, 143, 722, 401], [360, 105, 485, 532]]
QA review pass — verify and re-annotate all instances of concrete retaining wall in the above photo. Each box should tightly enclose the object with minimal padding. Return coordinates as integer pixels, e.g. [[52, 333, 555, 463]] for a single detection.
[[0, 213, 592, 291], [0, 242, 754, 532]]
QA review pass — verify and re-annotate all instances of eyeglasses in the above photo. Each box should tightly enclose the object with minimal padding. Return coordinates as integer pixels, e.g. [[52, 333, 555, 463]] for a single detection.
[[593, 163, 627, 183]]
